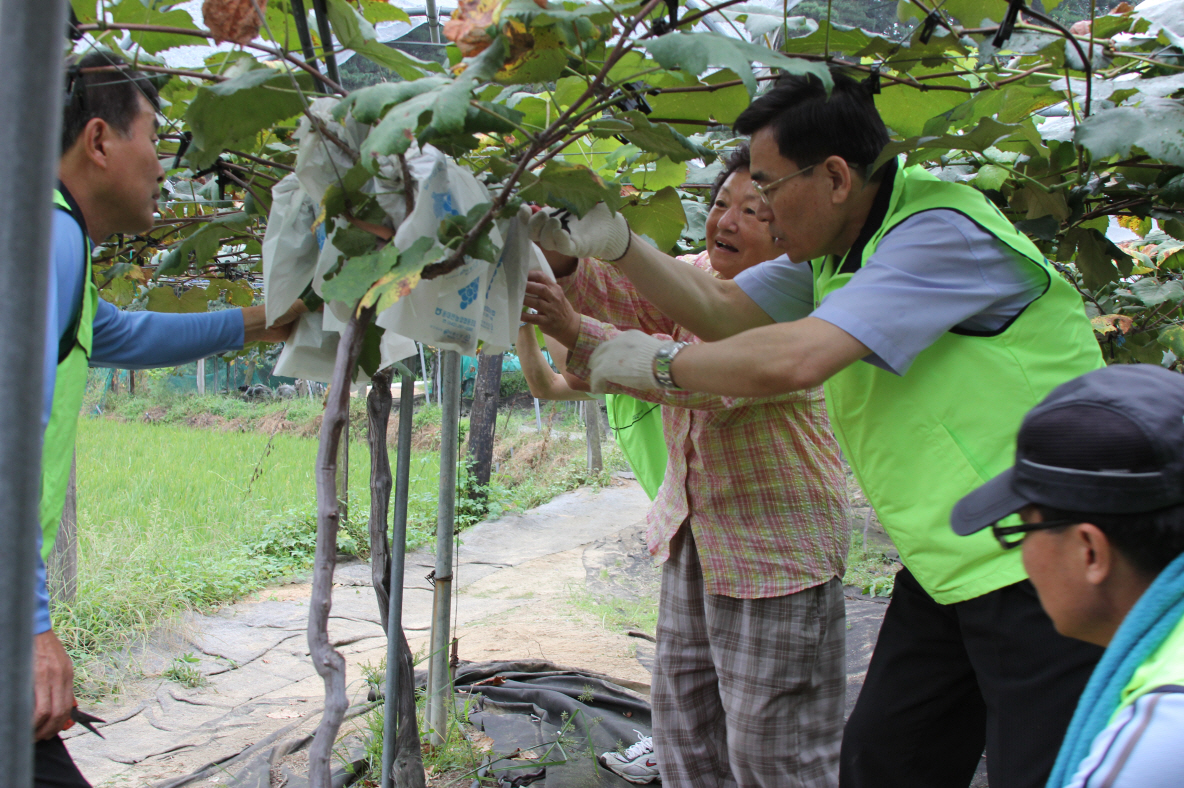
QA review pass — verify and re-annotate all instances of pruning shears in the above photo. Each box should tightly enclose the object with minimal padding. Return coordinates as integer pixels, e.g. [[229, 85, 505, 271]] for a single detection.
[[68, 706, 106, 739]]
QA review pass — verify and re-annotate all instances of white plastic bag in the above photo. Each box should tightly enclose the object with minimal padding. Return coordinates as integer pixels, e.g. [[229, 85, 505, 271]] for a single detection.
[[262, 174, 319, 327], [479, 206, 552, 354], [271, 311, 342, 383], [377, 153, 503, 354]]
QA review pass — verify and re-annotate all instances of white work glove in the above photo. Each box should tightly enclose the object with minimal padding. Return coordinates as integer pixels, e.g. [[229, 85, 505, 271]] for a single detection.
[[589, 330, 670, 393], [528, 203, 631, 262]]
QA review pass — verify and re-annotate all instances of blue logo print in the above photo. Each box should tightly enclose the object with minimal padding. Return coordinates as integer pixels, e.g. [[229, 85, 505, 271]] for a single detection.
[[432, 192, 457, 217], [458, 277, 480, 309]]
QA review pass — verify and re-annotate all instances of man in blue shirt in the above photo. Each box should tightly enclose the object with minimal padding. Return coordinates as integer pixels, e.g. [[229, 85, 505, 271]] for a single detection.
[[34, 52, 302, 786]]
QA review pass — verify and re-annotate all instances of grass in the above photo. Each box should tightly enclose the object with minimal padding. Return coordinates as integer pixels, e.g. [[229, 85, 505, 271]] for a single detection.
[[568, 591, 659, 637], [58, 392, 625, 698], [843, 534, 899, 597]]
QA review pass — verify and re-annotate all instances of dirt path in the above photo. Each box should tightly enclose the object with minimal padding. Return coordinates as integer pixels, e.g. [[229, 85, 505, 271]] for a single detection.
[[64, 478, 983, 787], [67, 480, 661, 786]]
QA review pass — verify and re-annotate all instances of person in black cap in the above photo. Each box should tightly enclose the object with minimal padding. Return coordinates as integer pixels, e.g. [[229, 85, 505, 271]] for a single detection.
[[951, 363, 1184, 788]]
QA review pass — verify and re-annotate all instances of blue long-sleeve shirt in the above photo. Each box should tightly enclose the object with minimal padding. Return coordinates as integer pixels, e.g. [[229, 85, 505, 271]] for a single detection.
[[35, 206, 244, 634]]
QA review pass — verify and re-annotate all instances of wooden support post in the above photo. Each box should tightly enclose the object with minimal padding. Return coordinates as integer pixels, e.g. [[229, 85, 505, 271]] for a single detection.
[[584, 401, 603, 473], [47, 453, 77, 605], [465, 352, 502, 503], [196, 358, 206, 396]]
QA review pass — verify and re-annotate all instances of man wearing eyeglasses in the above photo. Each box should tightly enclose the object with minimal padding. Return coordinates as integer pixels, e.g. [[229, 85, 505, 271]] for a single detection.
[[529, 68, 1106, 788], [951, 363, 1184, 788]]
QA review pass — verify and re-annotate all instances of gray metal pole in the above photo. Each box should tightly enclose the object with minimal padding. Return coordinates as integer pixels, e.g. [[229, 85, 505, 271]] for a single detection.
[[425, 0, 440, 42], [426, 350, 460, 744], [381, 361, 417, 788], [0, 1, 68, 785]]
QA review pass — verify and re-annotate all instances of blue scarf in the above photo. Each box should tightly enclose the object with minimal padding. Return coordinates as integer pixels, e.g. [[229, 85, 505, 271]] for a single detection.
[[1046, 550, 1184, 788]]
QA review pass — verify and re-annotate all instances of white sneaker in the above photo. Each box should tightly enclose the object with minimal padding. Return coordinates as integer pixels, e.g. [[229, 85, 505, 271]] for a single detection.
[[599, 730, 660, 784]]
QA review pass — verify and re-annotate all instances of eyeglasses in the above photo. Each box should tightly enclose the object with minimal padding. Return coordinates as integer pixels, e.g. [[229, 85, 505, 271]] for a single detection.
[[990, 519, 1079, 550], [751, 165, 817, 206]]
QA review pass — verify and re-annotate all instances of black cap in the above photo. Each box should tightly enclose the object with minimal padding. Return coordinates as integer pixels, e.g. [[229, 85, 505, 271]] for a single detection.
[[951, 364, 1184, 536]]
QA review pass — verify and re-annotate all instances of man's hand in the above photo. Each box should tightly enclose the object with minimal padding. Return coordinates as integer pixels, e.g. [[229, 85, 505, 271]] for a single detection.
[[588, 330, 670, 393], [34, 630, 75, 741], [243, 300, 309, 344], [521, 271, 582, 348], [528, 204, 631, 262]]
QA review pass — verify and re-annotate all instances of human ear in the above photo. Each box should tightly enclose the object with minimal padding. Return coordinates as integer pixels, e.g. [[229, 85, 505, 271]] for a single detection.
[[825, 156, 853, 204], [1077, 523, 1114, 585], [82, 118, 112, 170]]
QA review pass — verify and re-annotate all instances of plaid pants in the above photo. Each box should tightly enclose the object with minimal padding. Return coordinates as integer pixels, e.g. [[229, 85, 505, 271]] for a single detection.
[[652, 525, 845, 788]]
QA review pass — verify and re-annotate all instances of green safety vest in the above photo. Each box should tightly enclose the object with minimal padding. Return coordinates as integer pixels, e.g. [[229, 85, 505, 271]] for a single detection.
[[812, 163, 1103, 604], [1113, 609, 1184, 721], [605, 394, 666, 500], [41, 188, 98, 559]]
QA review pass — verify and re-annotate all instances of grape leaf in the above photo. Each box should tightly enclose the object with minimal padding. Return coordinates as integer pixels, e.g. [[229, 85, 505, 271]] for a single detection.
[[518, 160, 624, 217], [337, 77, 451, 124], [362, 237, 445, 312], [322, 244, 401, 304], [326, 0, 441, 80], [616, 111, 713, 163], [642, 32, 832, 96], [155, 212, 251, 277], [146, 286, 210, 313], [184, 66, 314, 169], [622, 187, 686, 253], [1075, 99, 1184, 167], [108, 0, 200, 54]]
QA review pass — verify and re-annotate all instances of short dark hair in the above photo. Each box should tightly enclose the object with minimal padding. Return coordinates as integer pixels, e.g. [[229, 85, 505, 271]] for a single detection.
[[62, 51, 160, 153], [1036, 504, 1184, 578], [733, 69, 889, 176], [709, 144, 752, 204]]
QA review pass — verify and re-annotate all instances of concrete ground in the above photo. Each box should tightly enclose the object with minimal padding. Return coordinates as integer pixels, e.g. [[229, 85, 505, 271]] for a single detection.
[[64, 478, 986, 786]]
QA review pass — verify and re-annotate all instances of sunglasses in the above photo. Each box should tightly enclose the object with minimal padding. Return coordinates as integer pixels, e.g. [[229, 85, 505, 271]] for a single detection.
[[990, 519, 1079, 550], [751, 165, 817, 206]]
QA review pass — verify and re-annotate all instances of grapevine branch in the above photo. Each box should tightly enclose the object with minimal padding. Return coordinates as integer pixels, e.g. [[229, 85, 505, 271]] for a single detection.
[[308, 304, 377, 788]]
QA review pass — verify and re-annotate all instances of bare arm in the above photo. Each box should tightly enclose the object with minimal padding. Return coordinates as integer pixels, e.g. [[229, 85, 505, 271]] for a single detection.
[[517, 325, 592, 401], [667, 317, 871, 397], [243, 301, 307, 343], [611, 235, 774, 340]]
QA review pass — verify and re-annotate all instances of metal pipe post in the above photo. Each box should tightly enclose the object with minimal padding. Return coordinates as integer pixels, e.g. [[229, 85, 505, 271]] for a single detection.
[[0, 1, 69, 785], [288, 0, 320, 71], [425, 0, 441, 42], [310, 0, 340, 87], [381, 360, 417, 788], [426, 350, 460, 744]]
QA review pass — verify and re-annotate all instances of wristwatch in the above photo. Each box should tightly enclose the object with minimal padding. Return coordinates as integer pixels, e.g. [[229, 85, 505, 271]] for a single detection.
[[653, 342, 688, 390]]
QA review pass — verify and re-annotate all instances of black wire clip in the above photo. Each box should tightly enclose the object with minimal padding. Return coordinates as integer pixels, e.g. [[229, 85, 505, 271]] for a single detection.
[[863, 65, 882, 95], [993, 0, 1026, 48], [919, 11, 941, 44], [172, 131, 193, 171]]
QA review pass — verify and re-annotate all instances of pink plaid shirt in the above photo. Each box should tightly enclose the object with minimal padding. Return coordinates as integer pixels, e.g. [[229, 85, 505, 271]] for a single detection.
[[561, 253, 850, 598]]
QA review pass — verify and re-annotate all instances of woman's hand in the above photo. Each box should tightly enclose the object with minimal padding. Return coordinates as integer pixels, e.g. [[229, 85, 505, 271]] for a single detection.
[[522, 271, 581, 348]]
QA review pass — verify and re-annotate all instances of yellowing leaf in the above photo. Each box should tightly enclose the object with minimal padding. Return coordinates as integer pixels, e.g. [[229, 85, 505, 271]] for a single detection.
[[444, 0, 502, 57], [1091, 314, 1133, 335]]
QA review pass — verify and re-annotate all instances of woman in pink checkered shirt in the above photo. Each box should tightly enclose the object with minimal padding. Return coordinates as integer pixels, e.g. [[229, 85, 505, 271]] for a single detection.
[[522, 147, 851, 788]]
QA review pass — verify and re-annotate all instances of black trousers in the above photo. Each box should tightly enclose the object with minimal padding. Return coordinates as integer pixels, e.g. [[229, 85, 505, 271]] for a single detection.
[[34, 736, 91, 788], [840, 568, 1103, 788]]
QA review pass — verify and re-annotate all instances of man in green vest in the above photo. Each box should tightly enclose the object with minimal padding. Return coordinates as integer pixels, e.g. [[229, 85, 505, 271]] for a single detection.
[[33, 52, 301, 786], [528, 68, 1105, 787], [950, 363, 1184, 788]]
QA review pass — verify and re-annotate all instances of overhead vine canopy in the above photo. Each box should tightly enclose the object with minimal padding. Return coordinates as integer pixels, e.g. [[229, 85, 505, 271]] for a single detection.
[[70, 0, 1184, 365]]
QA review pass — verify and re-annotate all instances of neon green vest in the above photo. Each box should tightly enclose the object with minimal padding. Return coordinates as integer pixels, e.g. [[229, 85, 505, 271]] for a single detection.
[[812, 164, 1103, 604], [605, 394, 666, 500], [41, 188, 98, 559], [1113, 609, 1184, 720]]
